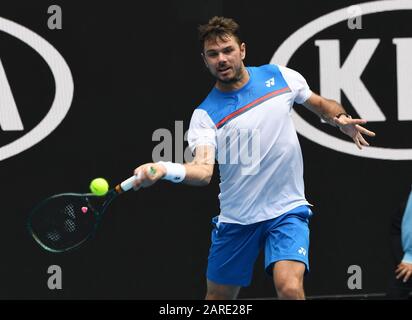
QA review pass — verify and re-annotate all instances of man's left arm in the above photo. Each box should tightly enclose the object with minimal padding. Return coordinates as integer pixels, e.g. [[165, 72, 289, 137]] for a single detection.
[[302, 93, 376, 149]]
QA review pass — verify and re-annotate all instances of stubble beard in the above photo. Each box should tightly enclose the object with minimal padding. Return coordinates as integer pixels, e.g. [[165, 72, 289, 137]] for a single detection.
[[216, 64, 244, 85]]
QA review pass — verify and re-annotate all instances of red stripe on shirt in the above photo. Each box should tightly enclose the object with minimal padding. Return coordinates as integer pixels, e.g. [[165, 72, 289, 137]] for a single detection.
[[216, 87, 290, 128]]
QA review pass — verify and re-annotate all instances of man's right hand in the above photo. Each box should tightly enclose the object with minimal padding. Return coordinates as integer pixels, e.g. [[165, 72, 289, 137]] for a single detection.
[[132, 162, 167, 190]]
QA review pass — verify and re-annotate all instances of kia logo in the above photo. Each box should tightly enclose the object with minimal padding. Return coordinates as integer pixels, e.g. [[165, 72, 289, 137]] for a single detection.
[[0, 17, 73, 161], [271, 0, 412, 160]]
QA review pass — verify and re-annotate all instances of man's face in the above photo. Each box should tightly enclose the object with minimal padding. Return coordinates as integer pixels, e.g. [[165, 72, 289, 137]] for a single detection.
[[202, 35, 246, 84]]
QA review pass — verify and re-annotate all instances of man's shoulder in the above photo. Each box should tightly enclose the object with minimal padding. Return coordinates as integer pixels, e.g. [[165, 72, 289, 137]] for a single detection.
[[190, 92, 219, 126], [250, 63, 281, 72], [253, 63, 278, 69], [254, 64, 301, 75], [247, 64, 295, 88], [248, 64, 287, 79], [195, 88, 222, 114]]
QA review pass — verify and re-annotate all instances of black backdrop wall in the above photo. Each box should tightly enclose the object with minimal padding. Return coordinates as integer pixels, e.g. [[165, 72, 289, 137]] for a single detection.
[[0, 0, 411, 299]]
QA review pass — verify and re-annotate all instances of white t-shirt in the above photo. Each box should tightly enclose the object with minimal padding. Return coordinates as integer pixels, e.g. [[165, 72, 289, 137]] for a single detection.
[[188, 64, 313, 225]]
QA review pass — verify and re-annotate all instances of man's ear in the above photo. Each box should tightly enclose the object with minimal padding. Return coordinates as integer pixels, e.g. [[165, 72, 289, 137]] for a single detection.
[[240, 43, 246, 60]]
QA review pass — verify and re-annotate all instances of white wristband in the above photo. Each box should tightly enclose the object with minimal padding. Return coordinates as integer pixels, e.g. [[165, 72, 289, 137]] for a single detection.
[[158, 161, 186, 183]]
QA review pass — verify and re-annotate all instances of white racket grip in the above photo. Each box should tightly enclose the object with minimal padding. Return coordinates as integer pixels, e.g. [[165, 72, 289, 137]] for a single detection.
[[120, 171, 142, 192]]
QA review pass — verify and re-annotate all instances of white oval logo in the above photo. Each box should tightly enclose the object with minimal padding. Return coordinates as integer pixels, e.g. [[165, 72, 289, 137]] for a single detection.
[[271, 0, 412, 160], [0, 17, 73, 161]]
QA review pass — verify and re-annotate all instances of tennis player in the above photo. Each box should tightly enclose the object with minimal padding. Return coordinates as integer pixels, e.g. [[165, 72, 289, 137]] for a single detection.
[[133, 16, 376, 300]]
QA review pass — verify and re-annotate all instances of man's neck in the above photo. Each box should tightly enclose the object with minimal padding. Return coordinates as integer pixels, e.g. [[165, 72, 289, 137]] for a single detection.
[[215, 66, 250, 92]]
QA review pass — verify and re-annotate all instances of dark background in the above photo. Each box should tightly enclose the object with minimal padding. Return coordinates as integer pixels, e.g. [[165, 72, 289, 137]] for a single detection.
[[0, 0, 411, 299]]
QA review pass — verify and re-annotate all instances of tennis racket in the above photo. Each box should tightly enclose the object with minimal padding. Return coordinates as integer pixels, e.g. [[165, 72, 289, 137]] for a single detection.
[[27, 170, 150, 253]]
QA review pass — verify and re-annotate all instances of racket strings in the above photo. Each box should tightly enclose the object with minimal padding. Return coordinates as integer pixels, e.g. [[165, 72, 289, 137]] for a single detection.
[[29, 196, 98, 251], [47, 230, 61, 242], [64, 218, 76, 233], [64, 204, 76, 219]]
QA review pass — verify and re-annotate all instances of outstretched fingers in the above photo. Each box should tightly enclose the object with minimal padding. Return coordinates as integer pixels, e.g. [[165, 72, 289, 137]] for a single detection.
[[348, 118, 367, 125], [335, 117, 366, 126], [357, 133, 370, 147], [355, 124, 376, 137], [353, 134, 362, 149]]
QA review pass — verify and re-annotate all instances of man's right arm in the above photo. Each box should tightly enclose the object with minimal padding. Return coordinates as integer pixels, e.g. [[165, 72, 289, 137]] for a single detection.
[[132, 145, 215, 189], [183, 145, 215, 186]]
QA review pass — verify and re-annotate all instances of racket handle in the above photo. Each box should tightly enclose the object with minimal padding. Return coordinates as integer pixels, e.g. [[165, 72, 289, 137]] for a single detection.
[[119, 171, 142, 192], [117, 167, 157, 193]]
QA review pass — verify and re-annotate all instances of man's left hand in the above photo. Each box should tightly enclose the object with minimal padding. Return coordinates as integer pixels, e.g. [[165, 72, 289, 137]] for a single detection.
[[396, 262, 412, 283], [334, 115, 376, 149]]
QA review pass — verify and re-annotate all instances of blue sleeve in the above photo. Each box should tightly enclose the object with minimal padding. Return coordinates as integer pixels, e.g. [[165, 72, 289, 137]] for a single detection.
[[401, 189, 412, 263]]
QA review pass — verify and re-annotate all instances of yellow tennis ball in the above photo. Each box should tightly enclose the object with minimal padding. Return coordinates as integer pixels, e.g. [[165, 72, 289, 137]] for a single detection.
[[89, 178, 109, 196]]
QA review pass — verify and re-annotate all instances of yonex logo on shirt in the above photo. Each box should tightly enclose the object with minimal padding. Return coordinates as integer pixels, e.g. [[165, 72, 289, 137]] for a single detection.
[[298, 247, 307, 256], [265, 77, 275, 87]]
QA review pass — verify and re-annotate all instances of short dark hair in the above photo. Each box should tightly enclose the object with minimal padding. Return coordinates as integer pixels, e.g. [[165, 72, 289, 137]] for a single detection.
[[198, 16, 242, 51]]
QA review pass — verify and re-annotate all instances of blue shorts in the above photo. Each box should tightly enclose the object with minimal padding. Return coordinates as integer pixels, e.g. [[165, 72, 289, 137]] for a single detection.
[[206, 205, 312, 287]]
